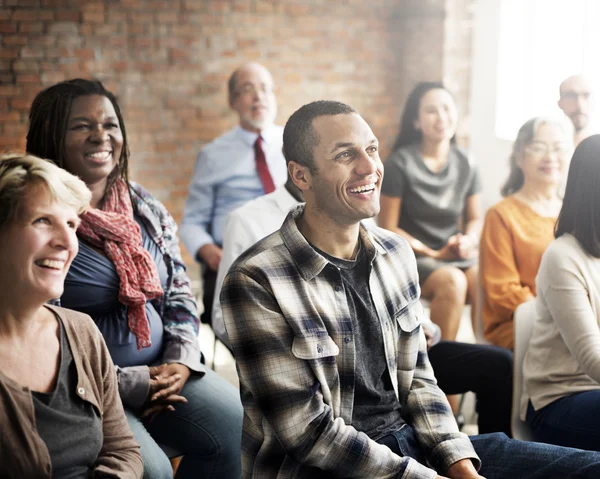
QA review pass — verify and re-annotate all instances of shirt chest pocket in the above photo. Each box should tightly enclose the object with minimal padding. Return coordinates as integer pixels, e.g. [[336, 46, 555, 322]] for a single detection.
[[292, 335, 341, 407], [292, 335, 340, 361], [395, 307, 421, 371]]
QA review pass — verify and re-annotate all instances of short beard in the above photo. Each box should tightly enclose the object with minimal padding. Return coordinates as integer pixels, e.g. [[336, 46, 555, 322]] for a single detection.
[[243, 107, 277, 132]]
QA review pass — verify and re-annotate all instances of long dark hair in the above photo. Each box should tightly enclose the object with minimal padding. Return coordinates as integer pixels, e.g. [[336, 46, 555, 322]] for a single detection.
[[26, 78, 131, 198], [392, 81, 456, 151], [555, 134, 600, 257]]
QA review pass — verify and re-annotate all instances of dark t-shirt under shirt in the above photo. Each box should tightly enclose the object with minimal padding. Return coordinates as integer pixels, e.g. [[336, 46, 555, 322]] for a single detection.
[[316, 242, 404, 440]]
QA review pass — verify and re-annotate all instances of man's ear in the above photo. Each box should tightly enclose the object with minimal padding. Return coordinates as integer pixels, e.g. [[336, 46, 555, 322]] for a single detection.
[[288, 161, 311, 192]]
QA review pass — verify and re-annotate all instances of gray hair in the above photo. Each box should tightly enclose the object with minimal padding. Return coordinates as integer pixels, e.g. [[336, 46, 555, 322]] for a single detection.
[[501, 117, 568, 197]]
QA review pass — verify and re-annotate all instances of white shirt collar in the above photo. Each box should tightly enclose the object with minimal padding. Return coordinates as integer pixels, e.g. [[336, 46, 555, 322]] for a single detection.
[[236, 123, 278, 147]]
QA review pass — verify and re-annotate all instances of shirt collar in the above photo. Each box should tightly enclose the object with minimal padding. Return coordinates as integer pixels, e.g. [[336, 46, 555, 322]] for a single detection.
[[272, 184, 302, 214], [236, 123, 277, 147], [280, 204, 387, 282]]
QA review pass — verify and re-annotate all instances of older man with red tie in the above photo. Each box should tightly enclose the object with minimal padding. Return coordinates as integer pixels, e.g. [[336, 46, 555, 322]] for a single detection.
[[180, 62, 287, 327]]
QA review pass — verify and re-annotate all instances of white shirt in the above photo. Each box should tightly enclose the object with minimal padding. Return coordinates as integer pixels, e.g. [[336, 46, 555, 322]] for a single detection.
[[212, 185, 300, 344]]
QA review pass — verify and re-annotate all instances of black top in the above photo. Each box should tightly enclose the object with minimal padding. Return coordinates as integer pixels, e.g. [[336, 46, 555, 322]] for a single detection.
[[316, 242, 404, 440], [32, 316, 103, 478], [381, 144, 482, 250]]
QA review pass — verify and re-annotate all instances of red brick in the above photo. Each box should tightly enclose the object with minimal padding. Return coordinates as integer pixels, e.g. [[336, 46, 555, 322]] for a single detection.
[[73, 48, 96, 60], [0, 86, 21, 96], [12, 59, 40, 72], [0, 23, 17, 33], [16, 73, 41, 83], [11, 10, 39, 21], [20, 47, 45, 59], [39, 10, 55, 21], [0, 48, 19, 59], [0, 111, 21, 122], [48, 22, 78, 34], [55, 10, 80, 22], [3, 35, 29, 46], [18, 22, 45, 33], [82, 12, 105, 23], [156, 12, 178, 23], [0, 73, 15, 83]]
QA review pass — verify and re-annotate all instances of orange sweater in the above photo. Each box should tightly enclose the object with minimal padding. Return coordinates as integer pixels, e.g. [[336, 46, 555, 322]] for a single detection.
[[480, 195, 557, 349]]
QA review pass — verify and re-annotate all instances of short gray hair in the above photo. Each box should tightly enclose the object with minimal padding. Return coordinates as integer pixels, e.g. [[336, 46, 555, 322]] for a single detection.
[[0, 153, 91, 231]]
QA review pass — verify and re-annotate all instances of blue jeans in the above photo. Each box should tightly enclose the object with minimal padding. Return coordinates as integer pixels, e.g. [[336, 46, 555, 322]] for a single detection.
[[527, 391, 600, 452], [125, 368, 243, 479], [378, 426, 600, 478]]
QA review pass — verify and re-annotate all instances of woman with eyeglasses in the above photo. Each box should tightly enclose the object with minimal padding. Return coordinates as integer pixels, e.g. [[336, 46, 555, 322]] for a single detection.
[[480, 117, 569, 349], [522, 134, 600, 451]]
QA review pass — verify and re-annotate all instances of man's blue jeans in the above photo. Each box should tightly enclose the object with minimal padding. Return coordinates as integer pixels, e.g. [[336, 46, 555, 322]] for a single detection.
[[125, 368, 243, 479], [378, 425, 600, 478]]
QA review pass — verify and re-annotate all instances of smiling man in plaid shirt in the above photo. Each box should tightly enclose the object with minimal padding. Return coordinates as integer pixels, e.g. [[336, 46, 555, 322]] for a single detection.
[[221, 100, 600, 478]]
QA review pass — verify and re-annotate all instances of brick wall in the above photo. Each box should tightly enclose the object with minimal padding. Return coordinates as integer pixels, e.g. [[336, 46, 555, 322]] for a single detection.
[[0, 0, 472, 270]]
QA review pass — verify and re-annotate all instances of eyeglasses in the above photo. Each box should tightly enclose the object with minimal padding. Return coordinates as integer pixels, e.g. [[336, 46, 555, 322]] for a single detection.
[[234, 83, 273, 97], [560, 91, 591, 102], [525, 143, 569, 157]]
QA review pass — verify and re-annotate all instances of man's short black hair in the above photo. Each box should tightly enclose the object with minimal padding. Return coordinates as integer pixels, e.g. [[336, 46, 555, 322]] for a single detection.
[[283, 100, 357, 172]]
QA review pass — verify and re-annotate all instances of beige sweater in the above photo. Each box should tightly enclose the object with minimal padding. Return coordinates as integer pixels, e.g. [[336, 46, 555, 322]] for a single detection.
[[0, 305, 142, 478], [521, 234, 600, 420]]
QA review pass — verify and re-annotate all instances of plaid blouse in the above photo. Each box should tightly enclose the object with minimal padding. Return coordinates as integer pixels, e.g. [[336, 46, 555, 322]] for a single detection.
[[221, 205, 478, 478]]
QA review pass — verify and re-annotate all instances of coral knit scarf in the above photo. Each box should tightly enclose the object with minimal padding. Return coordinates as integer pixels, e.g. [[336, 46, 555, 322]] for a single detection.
[[77, 179, 163, 350]]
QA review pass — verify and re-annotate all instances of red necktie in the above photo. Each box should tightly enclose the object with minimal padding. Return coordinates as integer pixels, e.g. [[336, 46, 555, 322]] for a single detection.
[[254, 136, 276, 194]]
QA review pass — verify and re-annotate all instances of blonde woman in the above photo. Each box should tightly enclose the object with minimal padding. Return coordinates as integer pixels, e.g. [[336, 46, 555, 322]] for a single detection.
[[0, 154, 141, 478]]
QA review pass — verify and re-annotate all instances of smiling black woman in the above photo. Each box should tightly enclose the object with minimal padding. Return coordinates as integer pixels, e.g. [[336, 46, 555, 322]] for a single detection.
[[26, 79, 243, 479]]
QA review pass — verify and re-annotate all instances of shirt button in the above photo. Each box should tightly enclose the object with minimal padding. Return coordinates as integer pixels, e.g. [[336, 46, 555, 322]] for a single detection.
[[344, 337, 351, 343], [77, 387, 85, 396], [317, 345, 323, 353], [335, 285, 342, 292]]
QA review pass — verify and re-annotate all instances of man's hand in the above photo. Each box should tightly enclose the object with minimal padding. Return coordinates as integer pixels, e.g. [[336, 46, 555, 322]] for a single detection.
[[197, 243, 222, 271], [446, 459, 486, 478], [140, 363, 191, 419]]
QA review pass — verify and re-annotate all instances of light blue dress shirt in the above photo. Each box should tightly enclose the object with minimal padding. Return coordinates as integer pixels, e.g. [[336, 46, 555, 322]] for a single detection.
[[179, 124, 287, 259]]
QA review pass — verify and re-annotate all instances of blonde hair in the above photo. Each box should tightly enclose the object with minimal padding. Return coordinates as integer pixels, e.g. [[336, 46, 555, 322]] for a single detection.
[[0, 153, 91, 231]]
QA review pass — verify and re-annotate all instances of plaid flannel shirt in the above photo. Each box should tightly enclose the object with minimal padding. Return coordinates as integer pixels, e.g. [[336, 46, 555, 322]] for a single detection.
[[221, 205, 479, 479]]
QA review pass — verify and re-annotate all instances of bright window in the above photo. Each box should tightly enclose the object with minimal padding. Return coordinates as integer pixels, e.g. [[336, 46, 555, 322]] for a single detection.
[[495, 0, 600, 140]]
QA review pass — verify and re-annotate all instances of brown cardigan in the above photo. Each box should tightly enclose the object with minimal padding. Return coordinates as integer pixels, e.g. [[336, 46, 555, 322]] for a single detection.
[[0, 305, 143, 478]]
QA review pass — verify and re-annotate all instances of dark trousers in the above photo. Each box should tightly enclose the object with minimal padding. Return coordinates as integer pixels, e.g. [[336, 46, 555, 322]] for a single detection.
[[378, 426, 600, 478], [527, 391, 600, 452], [200, 267, 217, 326], [428, 340, 513, 436]]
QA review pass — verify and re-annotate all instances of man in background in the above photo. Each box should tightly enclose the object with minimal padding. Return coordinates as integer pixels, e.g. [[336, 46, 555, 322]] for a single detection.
[[558, 74, 595, 146], [180, 62, 287, 325]]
